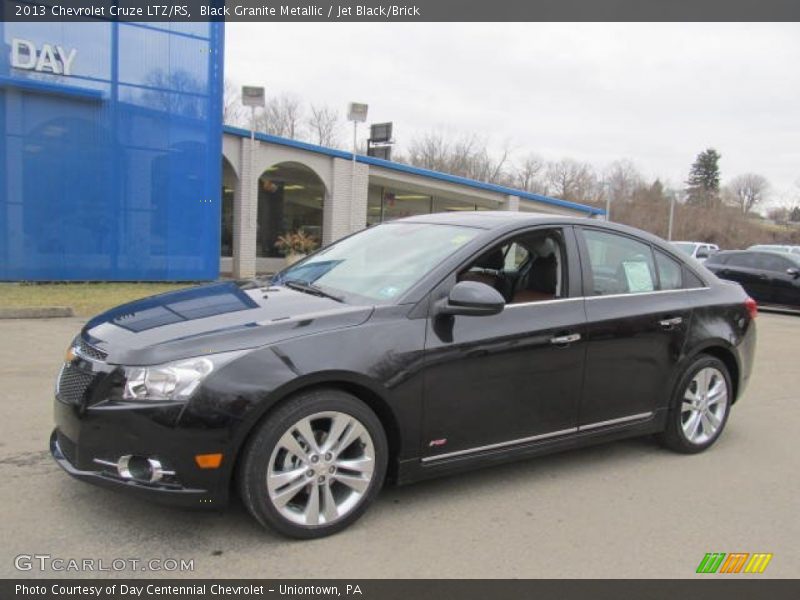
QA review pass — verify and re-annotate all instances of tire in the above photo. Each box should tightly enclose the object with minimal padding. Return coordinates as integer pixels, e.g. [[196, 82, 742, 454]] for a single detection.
[[657, 355, 733, 454], [238, 388, 388, 539]]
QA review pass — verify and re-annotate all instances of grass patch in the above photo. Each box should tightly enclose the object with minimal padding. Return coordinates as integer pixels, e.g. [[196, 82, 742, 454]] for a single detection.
[[0, 282, 195, 317]]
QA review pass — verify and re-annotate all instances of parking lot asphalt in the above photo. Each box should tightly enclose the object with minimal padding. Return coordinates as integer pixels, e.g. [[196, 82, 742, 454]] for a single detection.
[[0, 312, 797, 579]]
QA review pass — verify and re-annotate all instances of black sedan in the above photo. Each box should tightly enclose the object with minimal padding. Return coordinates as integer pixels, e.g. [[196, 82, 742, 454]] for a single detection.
[[705, 250, 800, 310], [51, 212, 757, 538]]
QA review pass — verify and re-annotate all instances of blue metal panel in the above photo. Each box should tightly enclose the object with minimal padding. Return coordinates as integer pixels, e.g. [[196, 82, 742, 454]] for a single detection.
[[0, 22, 224, 281]]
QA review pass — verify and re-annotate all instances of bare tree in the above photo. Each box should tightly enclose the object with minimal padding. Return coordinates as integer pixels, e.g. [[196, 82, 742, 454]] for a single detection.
[[222, 79, 245, 126], [306, 104, 342, 147], [603, 159, 644, 203], [257, 93, 304, 139], [407, 132, 510, 184], [511, 154, 545, 192], [728, 173, 769, 214], [545, 159, 597, 202], [142, 69, 203, 117]]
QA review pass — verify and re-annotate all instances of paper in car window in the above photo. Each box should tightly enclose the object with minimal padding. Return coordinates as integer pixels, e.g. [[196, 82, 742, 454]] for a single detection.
[[622, 261, 654, 292]]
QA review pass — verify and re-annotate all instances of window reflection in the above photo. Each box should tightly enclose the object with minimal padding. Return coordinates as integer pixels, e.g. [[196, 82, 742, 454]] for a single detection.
[[103, 282, 259, 333]]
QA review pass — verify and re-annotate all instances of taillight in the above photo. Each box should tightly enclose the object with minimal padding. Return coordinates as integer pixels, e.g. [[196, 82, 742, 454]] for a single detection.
[[745, 296, 758, 320]]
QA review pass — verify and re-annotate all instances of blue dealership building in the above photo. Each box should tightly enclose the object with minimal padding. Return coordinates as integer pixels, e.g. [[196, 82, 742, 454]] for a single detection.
[[1, 21, 224, 280], [1, 21, 601, 282]]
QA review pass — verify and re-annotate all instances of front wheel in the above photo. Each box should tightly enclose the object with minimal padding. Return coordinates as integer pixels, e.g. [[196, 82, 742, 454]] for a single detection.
[[657, 356, 732, 454], [238, 389, 388, 539]]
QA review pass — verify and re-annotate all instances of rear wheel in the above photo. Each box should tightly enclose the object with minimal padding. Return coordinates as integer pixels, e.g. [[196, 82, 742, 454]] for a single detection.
[[239, 389, 388, 539], [658, 356, 732, 454]]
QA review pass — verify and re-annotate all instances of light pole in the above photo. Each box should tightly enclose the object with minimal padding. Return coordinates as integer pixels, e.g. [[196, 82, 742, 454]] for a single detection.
[[668, 190, 678, 241], [347, 102, 368, 208], [239, 86, 265, 277], [604, 181, 612, 222], [241, 85, 265, 144]]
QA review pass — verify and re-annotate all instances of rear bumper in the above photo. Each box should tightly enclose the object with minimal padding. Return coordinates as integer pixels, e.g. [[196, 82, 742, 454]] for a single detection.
[[50, 429, 221, 509]]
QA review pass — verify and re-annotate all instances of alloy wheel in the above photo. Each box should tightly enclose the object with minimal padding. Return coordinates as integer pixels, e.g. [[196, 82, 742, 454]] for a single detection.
[[680, 367, 729, 445], [266, 411, 376, 526]]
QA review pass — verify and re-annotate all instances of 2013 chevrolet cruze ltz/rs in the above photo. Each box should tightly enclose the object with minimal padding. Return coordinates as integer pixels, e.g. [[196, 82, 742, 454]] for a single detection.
[[51, 212, 756, 538]]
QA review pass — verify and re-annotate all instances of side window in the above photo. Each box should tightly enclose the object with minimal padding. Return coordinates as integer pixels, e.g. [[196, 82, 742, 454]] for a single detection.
[[458, 228, 566, 305], [704, 253, 728, 266], [655, 250, 682, 290], [582, 229, 657, 296], [503, 242, 530, 271], [682, 267, 705, 289], [758, 254, 791, 272], [728, 253, 759, 268]]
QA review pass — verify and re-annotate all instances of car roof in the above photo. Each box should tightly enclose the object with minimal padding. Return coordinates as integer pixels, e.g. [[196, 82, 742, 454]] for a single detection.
[[395, 211, 689, 252], [398, 211, 581, 229]]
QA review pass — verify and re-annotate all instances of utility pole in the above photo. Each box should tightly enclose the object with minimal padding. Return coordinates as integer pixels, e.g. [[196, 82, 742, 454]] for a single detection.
[[668, 191, 678, 241]]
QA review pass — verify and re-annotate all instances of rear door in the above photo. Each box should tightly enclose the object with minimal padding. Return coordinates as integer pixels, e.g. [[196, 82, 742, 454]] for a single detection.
[[576, 227, 693, 426]]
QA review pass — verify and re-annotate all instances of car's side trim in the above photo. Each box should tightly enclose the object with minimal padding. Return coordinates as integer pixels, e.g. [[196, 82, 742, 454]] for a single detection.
[[421, 427, 577, 463], [501, 287, 710, 310], [421, 411, 656, 464], [584, 287, 710, 302], [504, 297, 583, 309], [578, 411, 655, 431]]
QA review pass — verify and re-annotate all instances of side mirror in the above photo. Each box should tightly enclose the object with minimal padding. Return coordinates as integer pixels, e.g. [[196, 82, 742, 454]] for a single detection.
[[435, 281, 505, 317], [787, 268, 800, 279], [696, 249, 710, 259]]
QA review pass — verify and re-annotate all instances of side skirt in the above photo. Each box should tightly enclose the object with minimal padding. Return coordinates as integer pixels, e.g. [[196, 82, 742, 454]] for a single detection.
[[395, 409, 667, 485]]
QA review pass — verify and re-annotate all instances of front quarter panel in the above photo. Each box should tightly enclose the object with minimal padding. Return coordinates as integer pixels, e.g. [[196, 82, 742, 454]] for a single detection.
[[181, 305, 427, 488]]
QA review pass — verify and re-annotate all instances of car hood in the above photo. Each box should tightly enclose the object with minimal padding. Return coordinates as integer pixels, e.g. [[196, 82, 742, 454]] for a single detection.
[[81, 281, 374, 366]]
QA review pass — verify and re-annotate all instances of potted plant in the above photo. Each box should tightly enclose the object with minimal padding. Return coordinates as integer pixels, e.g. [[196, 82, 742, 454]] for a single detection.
[[274, 231, 318, 266]]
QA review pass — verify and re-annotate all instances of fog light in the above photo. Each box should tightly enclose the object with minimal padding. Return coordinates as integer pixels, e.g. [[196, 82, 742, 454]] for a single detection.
[[117, 455, 168, 483]]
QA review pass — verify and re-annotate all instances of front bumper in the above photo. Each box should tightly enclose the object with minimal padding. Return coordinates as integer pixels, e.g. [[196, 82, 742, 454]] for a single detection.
[[50, 429, 215, 509], [51, 363, 234, 509]]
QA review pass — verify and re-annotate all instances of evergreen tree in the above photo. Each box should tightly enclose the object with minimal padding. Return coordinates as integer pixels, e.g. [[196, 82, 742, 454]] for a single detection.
[[685, 148, 721, 207]]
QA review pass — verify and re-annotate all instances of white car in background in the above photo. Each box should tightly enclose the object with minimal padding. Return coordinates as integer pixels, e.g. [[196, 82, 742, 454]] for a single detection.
[[748, 244, 800, 255], [672, 241, 719, 262]]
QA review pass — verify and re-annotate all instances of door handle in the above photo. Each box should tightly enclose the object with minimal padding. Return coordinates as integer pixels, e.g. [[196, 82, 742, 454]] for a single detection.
[[550, 333, 581, 345], [659, 316, 683, 329]]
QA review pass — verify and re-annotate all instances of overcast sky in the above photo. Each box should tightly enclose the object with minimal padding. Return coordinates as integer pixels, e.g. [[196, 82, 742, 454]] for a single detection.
[[225, 22, 800, 204]]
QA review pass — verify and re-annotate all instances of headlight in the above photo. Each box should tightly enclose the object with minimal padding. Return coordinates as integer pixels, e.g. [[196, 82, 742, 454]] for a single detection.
[[122, 350, 245, 401]]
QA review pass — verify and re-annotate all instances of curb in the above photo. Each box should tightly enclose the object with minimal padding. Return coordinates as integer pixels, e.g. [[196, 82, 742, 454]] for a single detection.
[[0, 306, 75, 319]]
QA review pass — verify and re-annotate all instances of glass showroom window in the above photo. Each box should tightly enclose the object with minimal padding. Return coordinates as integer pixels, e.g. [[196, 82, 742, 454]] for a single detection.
[[256, 162, 325, 258]]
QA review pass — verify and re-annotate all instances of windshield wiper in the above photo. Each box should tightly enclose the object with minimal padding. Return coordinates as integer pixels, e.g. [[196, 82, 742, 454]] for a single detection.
[[282, 279, 344, 303]]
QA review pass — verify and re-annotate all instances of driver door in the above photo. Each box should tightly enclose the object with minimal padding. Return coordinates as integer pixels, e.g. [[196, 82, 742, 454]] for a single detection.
[[421, 226, 587, 460]]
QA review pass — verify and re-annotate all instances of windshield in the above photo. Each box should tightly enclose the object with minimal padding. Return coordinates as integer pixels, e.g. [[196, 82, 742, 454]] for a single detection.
[[672, 242, 696, 256], [272, 223, 481, 303]]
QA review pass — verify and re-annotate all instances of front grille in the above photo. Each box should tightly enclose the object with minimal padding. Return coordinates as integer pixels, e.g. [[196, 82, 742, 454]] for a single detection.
[[57, 364, 95, 405], [77, 339, 107, 361]]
